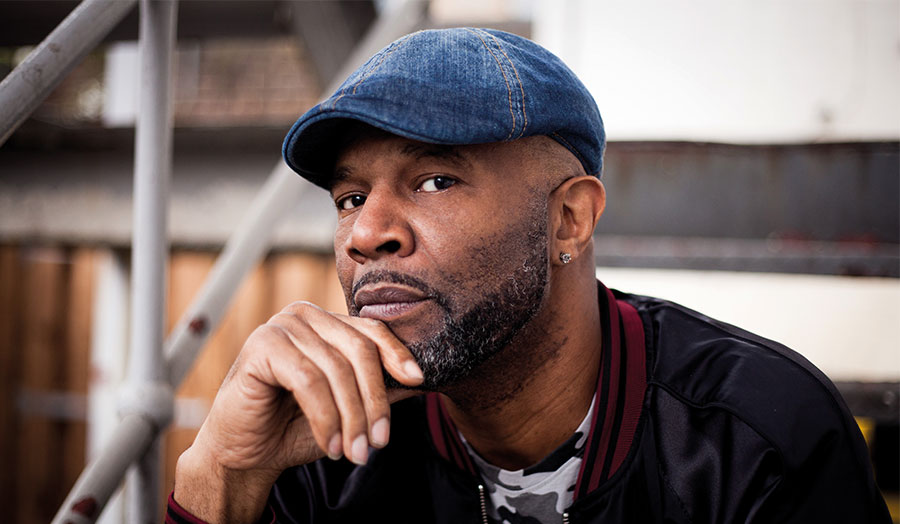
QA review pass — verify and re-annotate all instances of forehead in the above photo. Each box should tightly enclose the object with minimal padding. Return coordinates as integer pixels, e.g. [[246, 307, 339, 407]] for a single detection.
[[341, 132, 472, 164], [336, 135, 472, 171], [332, 130, 527, 187]]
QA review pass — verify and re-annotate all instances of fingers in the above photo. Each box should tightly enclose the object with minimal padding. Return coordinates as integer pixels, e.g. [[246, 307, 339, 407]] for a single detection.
[[251, 325, 343, 461], [267, 302, 423, 465], [268, 315, 370, 464], [338, 315, 425, 387]]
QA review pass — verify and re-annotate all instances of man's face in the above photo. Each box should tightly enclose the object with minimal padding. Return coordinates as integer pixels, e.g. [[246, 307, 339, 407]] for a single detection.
[[330, 129, 553, 390]]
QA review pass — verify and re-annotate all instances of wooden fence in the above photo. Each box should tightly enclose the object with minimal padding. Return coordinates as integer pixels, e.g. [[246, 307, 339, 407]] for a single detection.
[[0, 244, 346, 524]]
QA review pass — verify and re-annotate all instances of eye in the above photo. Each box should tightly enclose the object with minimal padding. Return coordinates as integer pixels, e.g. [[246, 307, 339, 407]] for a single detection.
[[337, 194, 367, 210], [417, 175, 456, 193]]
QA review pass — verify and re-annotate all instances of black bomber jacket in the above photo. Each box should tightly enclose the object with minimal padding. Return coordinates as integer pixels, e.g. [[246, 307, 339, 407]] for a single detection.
[[170, 281, 892, 523]]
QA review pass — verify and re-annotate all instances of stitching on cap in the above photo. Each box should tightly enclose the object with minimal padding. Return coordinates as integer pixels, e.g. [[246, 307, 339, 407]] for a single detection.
[[483, 31, 528, 139], [550, 132, 590, 170], [331, 34, 413, 109], [465, 28, 516, 140], [351, 35, 411, 95]]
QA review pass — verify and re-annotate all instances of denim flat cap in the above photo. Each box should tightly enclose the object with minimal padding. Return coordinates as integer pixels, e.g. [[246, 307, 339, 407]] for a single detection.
[[282, 27, 605, 188]]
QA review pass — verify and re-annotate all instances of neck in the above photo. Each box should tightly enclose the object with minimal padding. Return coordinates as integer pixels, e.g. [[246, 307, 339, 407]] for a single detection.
[[441, 271, 602, 471]]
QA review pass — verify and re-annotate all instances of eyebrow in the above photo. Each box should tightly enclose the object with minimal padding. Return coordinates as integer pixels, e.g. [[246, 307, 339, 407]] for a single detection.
[[330, 142, 472, 191], [399, 143, 472, 169], [330, 166, 351, 189]]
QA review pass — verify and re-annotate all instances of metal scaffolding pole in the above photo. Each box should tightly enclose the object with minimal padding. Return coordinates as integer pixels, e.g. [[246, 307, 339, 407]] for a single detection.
[[125, 0, 178, 521], [52, 2, 428, 522], [0, 0, 136, 146]]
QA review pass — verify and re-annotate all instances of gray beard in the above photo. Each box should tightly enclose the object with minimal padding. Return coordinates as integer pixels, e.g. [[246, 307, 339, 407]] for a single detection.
[[403, 249, 547, 390], [370, 215, 549, 391]]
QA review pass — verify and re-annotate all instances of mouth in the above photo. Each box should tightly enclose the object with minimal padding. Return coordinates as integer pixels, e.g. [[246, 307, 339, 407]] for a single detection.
[[354, 284, 433, 321]]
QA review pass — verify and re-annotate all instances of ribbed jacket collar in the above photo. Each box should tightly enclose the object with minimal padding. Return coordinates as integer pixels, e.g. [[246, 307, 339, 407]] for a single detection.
[[424, 280, 648, 500]]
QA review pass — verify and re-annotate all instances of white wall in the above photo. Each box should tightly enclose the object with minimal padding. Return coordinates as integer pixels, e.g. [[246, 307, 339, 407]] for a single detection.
[[598, 267, 900, 382], [535, 0, 900, 143]]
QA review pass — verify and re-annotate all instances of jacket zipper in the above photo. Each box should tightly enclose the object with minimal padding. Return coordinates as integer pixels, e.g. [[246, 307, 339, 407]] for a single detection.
[[477, 484, 489, 524]]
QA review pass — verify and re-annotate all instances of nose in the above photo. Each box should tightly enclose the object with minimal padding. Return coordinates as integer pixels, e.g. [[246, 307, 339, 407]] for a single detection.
[[342, 191, 415, 264]]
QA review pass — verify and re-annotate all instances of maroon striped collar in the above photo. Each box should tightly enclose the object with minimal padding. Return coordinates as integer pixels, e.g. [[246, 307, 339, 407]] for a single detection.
[[424, 281, 648, 500]]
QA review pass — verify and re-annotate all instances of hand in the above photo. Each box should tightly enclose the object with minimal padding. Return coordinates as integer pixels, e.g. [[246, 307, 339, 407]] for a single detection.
[[173, 301, 424, 523]]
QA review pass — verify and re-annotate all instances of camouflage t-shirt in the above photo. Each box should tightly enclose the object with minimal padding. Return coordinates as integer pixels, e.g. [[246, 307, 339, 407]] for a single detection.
[[460, 397, 595, 524]]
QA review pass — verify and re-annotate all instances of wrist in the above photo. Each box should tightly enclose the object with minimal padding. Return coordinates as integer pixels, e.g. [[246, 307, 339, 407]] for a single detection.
[[174, 444, 280, 524]]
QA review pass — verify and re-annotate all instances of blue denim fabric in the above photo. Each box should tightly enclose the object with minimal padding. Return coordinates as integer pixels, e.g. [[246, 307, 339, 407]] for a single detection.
[[282, 27, 605, 188]]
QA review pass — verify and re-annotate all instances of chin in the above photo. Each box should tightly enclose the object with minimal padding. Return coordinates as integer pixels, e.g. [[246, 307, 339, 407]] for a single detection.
[[385, 322, 437, 349], [382, 307, 444, 344]]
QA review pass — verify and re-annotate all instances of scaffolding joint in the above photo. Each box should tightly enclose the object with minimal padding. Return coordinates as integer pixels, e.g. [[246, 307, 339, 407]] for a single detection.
[[118, 381, 175, 431]]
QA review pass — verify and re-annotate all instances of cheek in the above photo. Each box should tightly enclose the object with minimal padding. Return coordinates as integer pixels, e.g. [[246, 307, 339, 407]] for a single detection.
[[413, 217, 476, 268], [333, 228, 354, 290], [464, 205, 549, 276], [430, 219, 539, 285]]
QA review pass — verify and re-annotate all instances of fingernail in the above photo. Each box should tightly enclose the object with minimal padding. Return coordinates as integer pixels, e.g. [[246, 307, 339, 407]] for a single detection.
[[351, 434, 369, 465], [371, 418, 390, 448], [327, 434, 343, 460], [404, 360, 424, 381]]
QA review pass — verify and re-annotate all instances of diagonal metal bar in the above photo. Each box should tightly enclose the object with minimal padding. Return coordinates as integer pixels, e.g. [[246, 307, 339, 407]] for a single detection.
[[51, 2, 429, 523], [0, 0, 137, 146], [52, 415, 157, 524]]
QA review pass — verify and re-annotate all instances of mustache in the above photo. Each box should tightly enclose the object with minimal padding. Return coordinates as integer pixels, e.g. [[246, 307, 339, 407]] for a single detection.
[[350, 270, 450, 313]]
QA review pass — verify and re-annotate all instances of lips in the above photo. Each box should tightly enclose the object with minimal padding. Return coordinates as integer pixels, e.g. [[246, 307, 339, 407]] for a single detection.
[[354, 285, 432, 321]]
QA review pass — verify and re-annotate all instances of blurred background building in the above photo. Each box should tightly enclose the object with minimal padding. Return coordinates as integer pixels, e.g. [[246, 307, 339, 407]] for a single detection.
[[0, 0, 897, 522]]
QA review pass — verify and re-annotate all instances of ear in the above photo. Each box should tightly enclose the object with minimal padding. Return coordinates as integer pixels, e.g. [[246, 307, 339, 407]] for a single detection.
[[551, 177, 606, 266]]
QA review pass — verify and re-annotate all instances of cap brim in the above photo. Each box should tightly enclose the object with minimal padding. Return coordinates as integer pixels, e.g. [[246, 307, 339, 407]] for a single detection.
[[283, 111, 469, 190]]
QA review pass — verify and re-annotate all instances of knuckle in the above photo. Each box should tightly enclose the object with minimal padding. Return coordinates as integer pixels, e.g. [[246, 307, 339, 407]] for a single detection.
[[270, 311, 302, 330], [329, 358, 357, 384], [363, 317, 387, 331], [292, 365, 323, 391], [268, 310, 298, 326], [283, 300, 322, 316], [368, 320, 400, 344], [344, 335, 377, 359], [249, 323, 274, 339], [244, 325, 277, 352], [305, 400, 338, 427]]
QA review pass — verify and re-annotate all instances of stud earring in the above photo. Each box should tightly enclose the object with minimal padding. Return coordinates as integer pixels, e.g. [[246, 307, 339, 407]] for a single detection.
[[559, 252, 572, 264]]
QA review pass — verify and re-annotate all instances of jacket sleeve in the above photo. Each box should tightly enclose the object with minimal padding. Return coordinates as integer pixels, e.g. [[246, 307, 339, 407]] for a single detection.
[[646, 301, 892, 524], [744, 413, 892, 524], [165, 491, 276, 524]]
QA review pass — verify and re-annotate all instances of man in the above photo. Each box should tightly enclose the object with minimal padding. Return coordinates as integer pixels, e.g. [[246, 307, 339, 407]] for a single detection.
[[169, 28, 890, 523]]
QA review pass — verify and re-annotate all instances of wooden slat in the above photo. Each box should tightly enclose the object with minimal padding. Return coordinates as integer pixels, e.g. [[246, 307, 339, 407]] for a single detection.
[[62, 248, 95, 497], [268, 252, 330, 313], [17, 245, 69, 524], [0, 245, 23, 520], [165, 251, 215, 336]]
